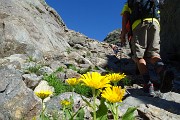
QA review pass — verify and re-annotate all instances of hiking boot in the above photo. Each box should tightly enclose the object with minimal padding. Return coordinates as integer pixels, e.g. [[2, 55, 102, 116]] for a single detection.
[[143, 84, 149, 93], [151, 81, 161, 91], [143, 83, 156, 97], [159, 70, 174, 93], [148, 83, 157, 97]]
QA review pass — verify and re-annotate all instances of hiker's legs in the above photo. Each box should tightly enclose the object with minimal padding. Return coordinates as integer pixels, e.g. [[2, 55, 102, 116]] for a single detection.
[[148, 56, 164, 89], [146, 20, 161, 73], [147, 22, 174, 93], [133, 58, 150, 84], [149, 56, 174, 93], [134, 58, 147, 74], [130, 22, 156, 96], [149, 56, 164, 73], [131, 21, 149, 78], [133, 57, 157, 96]]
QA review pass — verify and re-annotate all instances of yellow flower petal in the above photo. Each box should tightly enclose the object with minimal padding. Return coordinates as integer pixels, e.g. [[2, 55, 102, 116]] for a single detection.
[[106, 73, 126, 83], [66, 78, 80, 86], [60, 100, 71, 106], [35, 90, 53, 100], [101, 86, 125, 103], [79, 72, 111, 89]]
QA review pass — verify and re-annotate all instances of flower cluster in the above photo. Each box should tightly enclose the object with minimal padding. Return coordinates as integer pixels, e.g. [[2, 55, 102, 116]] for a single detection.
[[35, 72, 135, 120], [68, 72, 127, 103], [34, 71, 134, 120], [77, 72, 126, 120]]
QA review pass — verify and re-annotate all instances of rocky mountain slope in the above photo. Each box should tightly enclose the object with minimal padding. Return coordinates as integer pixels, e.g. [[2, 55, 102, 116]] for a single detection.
[[0, 0, 180, 119]]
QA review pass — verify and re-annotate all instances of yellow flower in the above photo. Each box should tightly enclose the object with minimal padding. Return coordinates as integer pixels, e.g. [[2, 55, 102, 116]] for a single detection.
[[101, 86, 125, 103], [32, 116, 37, 120], [66, 78, 80, 86], [35, 90, 53, 100], [60, 100, 71, 106], [106, 73, 126, 83], [79, 72, 111, 89]]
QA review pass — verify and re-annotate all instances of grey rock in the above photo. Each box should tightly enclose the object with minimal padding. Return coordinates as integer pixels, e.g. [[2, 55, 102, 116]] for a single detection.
[[74, 43, 84, 49], [0, 66, 41, 120], [103, 29, 121, 45], [137, 104, 180, 120], [45, 92, 92, 119], [39, 66, 53, 75], [0, 0, 70, 58], [120, 87, 180, 119], [65, 69, 80, 79], [50, 61, 67, 71], [22, 73, 42, 89], [56, 72, 66, 81]]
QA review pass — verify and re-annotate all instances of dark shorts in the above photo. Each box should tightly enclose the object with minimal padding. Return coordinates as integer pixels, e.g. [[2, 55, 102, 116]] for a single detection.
[[130, 20, 160, 59]]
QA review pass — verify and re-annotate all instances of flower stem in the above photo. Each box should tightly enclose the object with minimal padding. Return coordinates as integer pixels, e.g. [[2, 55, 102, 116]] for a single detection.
[[41, 99, 44, 120], [62, 106, 66, 120], [72, 87, 74, 98], [92, 88, 96, 120], [114, 82, 118, 86], [71, 88, 75, 112], [113, 103, 118, 120]]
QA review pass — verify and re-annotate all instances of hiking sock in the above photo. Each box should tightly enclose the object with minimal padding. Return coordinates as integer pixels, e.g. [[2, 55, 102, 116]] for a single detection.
[[154, 60, 165, 74], [142, 73, 157, 97], [142, 73, 151, 84], [148, 81, 156, 97], [154, 60, 165, 89]]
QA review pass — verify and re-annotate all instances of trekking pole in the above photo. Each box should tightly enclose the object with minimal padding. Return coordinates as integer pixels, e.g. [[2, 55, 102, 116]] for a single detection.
[[126, 89, 131, 95], [123, 89, 131, 100]]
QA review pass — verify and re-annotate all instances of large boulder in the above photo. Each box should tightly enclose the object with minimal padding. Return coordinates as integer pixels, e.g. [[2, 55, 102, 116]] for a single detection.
[[0, 66, 41, 120], [0, 0, 70, 58]]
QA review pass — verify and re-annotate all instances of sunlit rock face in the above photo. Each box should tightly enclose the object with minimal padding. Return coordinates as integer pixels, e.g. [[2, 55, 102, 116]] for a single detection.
[[0, 0, 70, 58]]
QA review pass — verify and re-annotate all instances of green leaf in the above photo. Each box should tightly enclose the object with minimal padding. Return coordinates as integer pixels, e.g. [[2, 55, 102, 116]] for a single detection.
[[122, 107, 137, 120], [67, 64, 77, 71], [40, 113, 50, 120], [73, 107, 85, 120], [74, 84, 92, 97], [55, 67, 64, 73], [65, 109, 72, 119], [94, 66, 100, 70], [96, 98, 108, 120]]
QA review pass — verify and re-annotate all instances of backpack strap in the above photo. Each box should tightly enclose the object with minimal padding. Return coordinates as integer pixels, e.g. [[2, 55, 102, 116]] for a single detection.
[[150, 0, 155, 24], [127, 0, 160, 38]]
